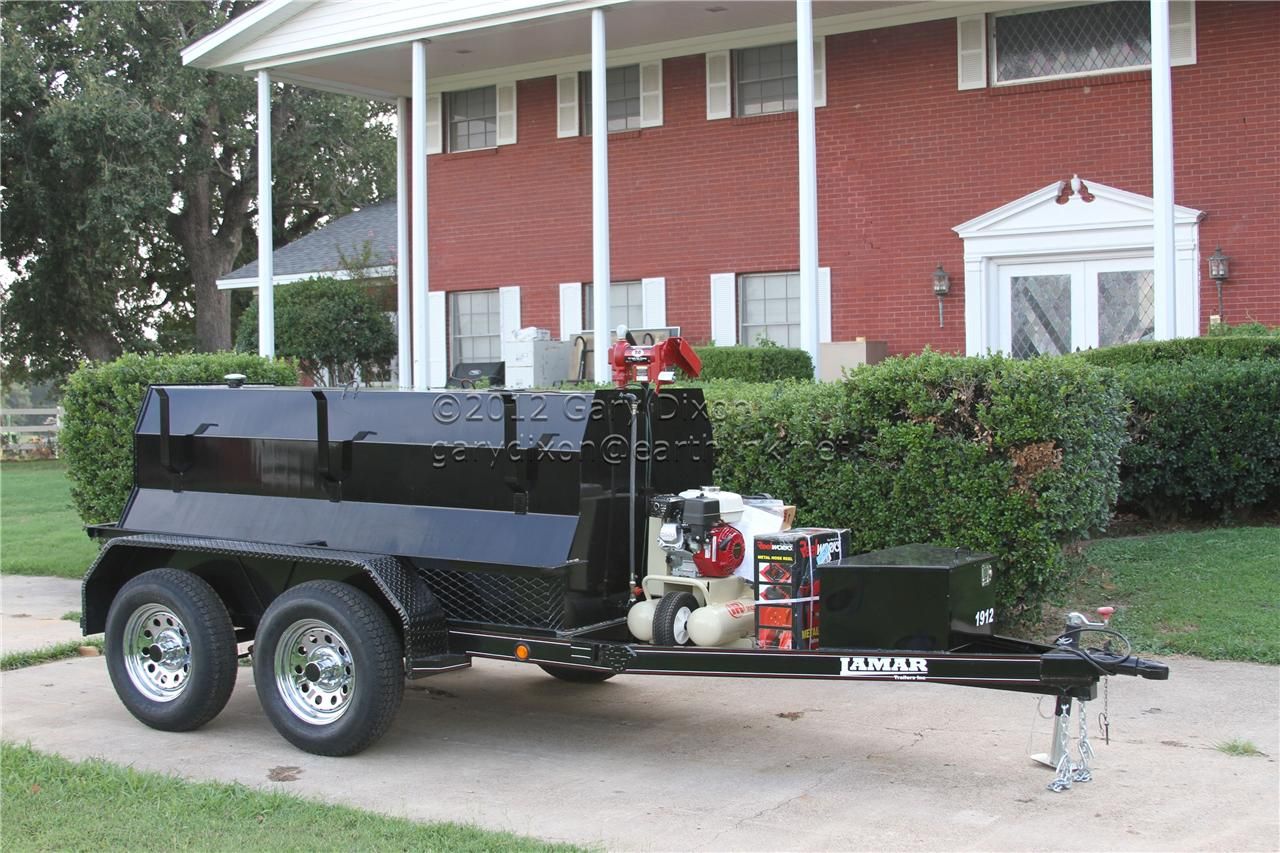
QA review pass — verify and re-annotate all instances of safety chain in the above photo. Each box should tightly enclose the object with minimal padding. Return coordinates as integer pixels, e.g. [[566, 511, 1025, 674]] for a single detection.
[[1073, 701, 1094, 783], [1098, 675, 1112, 745], [1047, 700, 1076, 792], [1046, 697, 1104, 792]]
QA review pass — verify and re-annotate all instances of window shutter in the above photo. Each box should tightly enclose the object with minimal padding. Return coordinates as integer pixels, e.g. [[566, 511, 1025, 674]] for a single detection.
[[641, 277, 667, 328], [426, 93, 443, 154], [559, 282, 583, 340], [818, 267, 832, 343], [813, 37, 827, 108], [1169, 1, 1196, 66], [710, 273, 736, 345], [499, 285, 521, 341], [556, 73, 579, 138], [640, 61, 663, 127], [956, 15, 987, 90], [428, 291, 447, 386], [496, 82, 517, 146], [705, 51, 731, 120]]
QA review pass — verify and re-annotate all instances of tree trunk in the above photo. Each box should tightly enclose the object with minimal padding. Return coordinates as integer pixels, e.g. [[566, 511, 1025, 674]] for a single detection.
[[173, 166, 245, 353], [80, 327, 123, 363], [191, 252, 233, 351]]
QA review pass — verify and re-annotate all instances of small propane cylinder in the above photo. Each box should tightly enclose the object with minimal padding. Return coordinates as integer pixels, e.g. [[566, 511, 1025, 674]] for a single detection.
[[687, 597, 755, 647]]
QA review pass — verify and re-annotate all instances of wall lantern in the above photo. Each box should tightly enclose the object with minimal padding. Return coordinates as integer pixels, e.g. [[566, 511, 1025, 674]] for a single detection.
[[932, 264, 951, 327], [1208, 246, 1230, 319]]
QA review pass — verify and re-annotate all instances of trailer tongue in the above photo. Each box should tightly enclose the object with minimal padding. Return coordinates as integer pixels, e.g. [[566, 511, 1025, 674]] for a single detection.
[[82, 334, 1167, 790]]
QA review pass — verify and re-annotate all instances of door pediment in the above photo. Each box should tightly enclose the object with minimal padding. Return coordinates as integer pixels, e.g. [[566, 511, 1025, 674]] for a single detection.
[[954, 178, 1203, 239]]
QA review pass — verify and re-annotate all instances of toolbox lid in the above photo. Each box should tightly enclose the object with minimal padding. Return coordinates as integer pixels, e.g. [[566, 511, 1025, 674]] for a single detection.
[[826, 544, 994, 572]]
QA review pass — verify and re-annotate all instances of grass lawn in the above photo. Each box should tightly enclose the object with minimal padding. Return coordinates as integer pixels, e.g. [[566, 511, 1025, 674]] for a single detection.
[[1057, 526, 1280, 664], [2, 742, 582, 852], [1, 638, 103, 671], [1, 461, 98, 578]]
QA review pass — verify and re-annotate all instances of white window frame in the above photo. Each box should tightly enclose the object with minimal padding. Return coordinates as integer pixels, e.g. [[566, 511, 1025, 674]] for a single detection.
[[446, 85, 498, 152], [581, 65, 642, 134], [449, 289, 502, 368], [559, 278, 666, 340], [435, 82, 515, 153], [987, 1, 1196, 88], [734, 43, 801, 118], [583, 280, 644, 330], [707, 37, 825, 120], [738, 271, 801, 347]]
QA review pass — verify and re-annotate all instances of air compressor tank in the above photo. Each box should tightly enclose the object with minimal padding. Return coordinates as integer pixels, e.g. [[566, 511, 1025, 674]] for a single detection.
[[687, 598, 755, 646]]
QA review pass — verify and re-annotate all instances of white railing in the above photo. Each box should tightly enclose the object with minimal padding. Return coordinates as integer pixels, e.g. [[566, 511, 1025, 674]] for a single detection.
[[1, 407, 63, 457]]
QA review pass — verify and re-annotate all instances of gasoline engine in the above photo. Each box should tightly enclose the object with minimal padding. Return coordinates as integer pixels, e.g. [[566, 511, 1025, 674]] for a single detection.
[[627, 486, 786, 648]]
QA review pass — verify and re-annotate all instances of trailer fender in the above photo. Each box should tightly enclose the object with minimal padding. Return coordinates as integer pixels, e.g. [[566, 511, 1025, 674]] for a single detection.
[[81, 534, 455, 673]]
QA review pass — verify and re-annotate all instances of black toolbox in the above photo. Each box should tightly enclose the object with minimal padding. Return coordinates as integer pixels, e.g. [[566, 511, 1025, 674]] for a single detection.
[[817, 545, 997, 651]]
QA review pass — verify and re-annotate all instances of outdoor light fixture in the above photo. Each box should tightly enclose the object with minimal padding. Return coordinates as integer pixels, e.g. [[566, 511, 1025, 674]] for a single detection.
[[932, 264, 951, 327], [1208, 246, 1230, 319]]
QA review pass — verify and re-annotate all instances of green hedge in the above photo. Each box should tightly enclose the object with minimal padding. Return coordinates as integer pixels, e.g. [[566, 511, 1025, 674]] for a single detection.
[[1106, 358, 1280, 519], [61, 353, 297, 525], [1081, 335, 1280, 366], [694, 345, 813, 382], [1206, 321, 1280, 338], [701, 352, 1126, 620]]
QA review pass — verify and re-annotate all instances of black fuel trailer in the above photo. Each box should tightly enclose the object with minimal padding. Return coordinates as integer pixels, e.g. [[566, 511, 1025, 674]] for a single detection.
[[81, 339, 1167, 780]]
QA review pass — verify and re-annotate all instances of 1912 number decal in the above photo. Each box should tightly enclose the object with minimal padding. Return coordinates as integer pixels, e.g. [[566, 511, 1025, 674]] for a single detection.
[[975, 608, 995, 627]]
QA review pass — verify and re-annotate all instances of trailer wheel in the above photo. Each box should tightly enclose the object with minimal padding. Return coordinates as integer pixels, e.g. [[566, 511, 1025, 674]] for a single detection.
[[538, 664, 615, 683], [653, 591, 699, 646], [104, 568, 238, 732], [253, 581, 404, 756]]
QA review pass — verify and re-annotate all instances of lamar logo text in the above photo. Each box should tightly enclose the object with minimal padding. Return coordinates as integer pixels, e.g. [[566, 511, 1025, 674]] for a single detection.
[[839, 656, 929, 680]]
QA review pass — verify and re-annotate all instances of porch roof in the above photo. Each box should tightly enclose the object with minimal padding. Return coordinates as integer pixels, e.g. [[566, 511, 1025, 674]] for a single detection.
[[183, 0, 973, 99]]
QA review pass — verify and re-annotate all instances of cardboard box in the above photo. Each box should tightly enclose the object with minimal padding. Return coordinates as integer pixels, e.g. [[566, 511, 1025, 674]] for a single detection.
[[753, 528, 849, 650]]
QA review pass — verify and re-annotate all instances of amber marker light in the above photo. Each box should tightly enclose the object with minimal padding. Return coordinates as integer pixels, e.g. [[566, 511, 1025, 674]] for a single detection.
[[514, 643, 531, 661]]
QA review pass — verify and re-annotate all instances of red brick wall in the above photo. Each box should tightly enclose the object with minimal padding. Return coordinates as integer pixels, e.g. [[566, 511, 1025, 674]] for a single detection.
[[423, 1, 1278, 353]]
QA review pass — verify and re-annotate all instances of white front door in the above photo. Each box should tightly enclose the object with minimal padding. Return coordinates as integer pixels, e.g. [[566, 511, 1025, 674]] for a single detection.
[[995, 258, 1156, 357]]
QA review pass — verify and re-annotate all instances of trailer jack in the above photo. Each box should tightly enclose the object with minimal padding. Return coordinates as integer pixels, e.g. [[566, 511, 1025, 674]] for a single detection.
[[1033, 608, 1145, 792]]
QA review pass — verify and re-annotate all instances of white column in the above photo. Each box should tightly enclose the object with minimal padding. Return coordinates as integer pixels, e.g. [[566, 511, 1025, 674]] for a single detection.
[[591, 9, 611, 382], [796, 0, 820, 375], [256, 70, 275, 358], [395, 97, 412, 388], [1151, 0, 1177, 339], [411, 41, 430, 389]]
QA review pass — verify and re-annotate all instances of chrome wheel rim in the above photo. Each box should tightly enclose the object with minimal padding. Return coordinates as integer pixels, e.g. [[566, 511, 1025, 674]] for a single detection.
[[672, 606, 692, 645], [123, 605, 191, 702], [274, 619, 355, 725]]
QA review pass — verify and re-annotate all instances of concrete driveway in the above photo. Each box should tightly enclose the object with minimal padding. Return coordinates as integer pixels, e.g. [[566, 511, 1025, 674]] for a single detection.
[[2, 646, 1277, 851], [0, 575, 85, 653]]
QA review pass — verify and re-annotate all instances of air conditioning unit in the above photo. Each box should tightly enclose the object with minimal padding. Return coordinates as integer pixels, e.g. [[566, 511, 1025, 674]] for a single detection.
[[500, 339, 573, 388]]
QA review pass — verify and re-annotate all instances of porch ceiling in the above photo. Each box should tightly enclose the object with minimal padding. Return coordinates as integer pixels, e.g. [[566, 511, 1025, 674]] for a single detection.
[[193, 1, 943, 99]]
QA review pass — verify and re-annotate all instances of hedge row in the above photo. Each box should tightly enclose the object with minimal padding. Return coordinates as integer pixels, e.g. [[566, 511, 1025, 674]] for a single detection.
[[62, 353, 297, 525], [694, 345, 813, 382], [1107, 358, 1280, 519], [1206, 321, 1280, 338], [1080, 335, 1280, 366], [1081, 333, 1280, 518], [700, 352, 1126, 619]]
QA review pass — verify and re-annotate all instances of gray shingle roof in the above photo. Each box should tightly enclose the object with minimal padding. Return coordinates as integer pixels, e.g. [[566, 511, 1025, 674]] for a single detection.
[[220, 199, 397, 283]]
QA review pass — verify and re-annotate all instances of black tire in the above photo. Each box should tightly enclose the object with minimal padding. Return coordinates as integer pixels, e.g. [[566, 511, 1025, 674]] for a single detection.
[[253, 581, 404, 757], [538, 664, 615, 683], [104, 568, 238, 732], [653, 591, 700, 646]]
